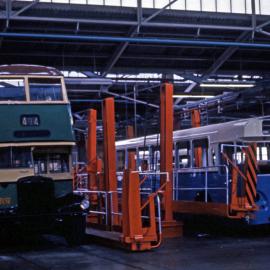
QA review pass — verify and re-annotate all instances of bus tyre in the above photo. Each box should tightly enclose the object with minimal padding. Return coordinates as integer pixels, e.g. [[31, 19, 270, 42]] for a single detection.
[[64, 215, 86, 246]]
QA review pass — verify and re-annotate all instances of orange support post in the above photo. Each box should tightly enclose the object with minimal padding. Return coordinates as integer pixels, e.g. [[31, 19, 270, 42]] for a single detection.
[[86, 109, 99, 223], [160, 83, 183, 238], [126, 125, 134, 139], [102, 98, 119, 226], [191, 109, 203, 168], [87, 109, 98, 185], [121, 170, 144, 250], [121, 152, 158, 251]]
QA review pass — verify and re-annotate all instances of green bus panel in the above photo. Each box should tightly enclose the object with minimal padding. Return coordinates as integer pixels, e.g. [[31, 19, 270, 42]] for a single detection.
[[0, 104, 74, 143]]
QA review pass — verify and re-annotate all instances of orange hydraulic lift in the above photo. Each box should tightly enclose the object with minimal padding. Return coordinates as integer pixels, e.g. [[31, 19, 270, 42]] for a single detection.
[[222, 142, 258, 217], [78, 97, 163, 251], [160, 83, 183, 237]]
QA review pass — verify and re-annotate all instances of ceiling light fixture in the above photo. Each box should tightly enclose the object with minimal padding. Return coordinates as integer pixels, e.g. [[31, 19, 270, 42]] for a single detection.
[[200, 83, 255, 88], [173, 95, 215, 99]]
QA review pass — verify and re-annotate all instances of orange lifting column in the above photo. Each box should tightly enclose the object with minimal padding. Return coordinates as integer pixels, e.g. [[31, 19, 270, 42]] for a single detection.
[[102, 98, 119, 226], [160, 83, 183, 237], [87, 109, 98, 185], [191, 109, 203, 168], [86, 109, 99, 223], [121, 153, 157, 251]]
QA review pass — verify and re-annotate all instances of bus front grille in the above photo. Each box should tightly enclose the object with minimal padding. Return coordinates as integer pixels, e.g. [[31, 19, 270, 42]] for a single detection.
[[17, 176, 55, 216]]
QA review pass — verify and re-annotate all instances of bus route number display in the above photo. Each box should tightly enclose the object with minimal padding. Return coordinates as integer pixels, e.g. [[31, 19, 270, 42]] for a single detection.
[[21, 115, 40, 126]]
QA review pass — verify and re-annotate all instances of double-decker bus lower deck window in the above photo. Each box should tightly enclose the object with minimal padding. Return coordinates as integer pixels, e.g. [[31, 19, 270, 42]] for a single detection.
[[49, 154, 69, 173], [0, 147, 32, 168], [0, 79, 26, 101], [12, 147, 32, 168], [0, 148, 11, 168], [29, 78, 63, 101], [33, 153, 47, 174]]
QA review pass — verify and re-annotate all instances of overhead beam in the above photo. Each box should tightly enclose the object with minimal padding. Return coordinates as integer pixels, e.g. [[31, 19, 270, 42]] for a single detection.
[[1, 31, 269, 48], [103, 90, 159, 109], [12, 0, 39, 17], [102, 0, 179, 77], [6, 15, 253, 31], [174, 31, 250, 105]]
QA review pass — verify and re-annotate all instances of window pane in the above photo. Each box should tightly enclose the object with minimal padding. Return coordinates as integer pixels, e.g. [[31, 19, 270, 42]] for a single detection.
[[142, 0, 153, 8], [255, 0, 261, 14], [217, 0, 231, 12], [246, 0, 261, 14], [246, 0, 252, 13], [49, 154, 69, 173], [88, 0, 104, 4], [70, 0, 87, 3], [122, 0, 137, 7], [0, 148, 11, 168], [171, 0, 185, 10], [0, 79, 26, 101], [186, 0, 201, 11], [232, 0, 246, 13], [155, 0, 169, 9], [12, 147, 32, 168], [34, 153, 47, 174], [29, 78, 63, 101], [177, 141, 190, 168], [105, 0, 121, 5], [260, 0, 270, 14], [202, 0, 216, 12], [52, 0, 69, 3], [261, 147, 268, 161]]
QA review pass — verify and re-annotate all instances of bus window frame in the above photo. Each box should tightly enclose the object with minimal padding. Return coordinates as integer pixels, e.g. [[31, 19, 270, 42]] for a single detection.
[[175, 140, 191, 169], [0, 77, 27, 102], [0, 75, 68, 104]]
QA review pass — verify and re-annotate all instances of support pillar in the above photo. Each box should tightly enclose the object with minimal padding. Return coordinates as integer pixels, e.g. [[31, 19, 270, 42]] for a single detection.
[[160, 83, 183, 237], [102, 98, 119, 226], [86, 109, 99, 223], [87, 109, 97, 186]]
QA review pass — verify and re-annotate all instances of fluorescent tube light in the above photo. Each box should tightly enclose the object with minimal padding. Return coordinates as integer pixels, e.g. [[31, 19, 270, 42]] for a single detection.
[[173, 95, 215, 99], [200, 83, 254, 88]]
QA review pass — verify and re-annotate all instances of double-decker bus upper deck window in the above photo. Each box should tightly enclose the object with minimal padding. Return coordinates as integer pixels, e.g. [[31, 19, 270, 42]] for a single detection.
[[0, 79, 26, 101], [29, 78, 63, 101]]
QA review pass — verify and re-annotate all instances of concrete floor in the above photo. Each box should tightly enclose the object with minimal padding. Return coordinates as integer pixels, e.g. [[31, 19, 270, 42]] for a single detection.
[[1, 228, 270, 270]]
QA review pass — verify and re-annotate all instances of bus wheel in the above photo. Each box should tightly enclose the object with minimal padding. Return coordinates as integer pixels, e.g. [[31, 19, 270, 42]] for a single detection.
[[63, 215, 86, 246]]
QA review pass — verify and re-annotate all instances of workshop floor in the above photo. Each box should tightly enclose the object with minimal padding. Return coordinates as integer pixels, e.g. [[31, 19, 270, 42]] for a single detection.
[[1, 223, 270, 270]]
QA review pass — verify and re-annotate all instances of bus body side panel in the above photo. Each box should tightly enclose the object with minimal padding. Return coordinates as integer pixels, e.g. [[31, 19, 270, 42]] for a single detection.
[[175, 171, 227, 204], [250, 174, 270, 225], [0, 182, 17, 210]]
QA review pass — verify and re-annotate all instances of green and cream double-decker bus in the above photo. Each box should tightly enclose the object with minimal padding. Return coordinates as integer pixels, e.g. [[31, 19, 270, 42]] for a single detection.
[[0, 65, 88, 244]]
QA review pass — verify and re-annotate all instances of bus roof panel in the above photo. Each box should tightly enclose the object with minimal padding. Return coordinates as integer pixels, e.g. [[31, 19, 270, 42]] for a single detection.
[[0, 65, 62, 76]]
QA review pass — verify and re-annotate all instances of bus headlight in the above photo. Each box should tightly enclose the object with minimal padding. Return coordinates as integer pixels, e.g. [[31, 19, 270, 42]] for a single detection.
[[80, 199, 90, 210]]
